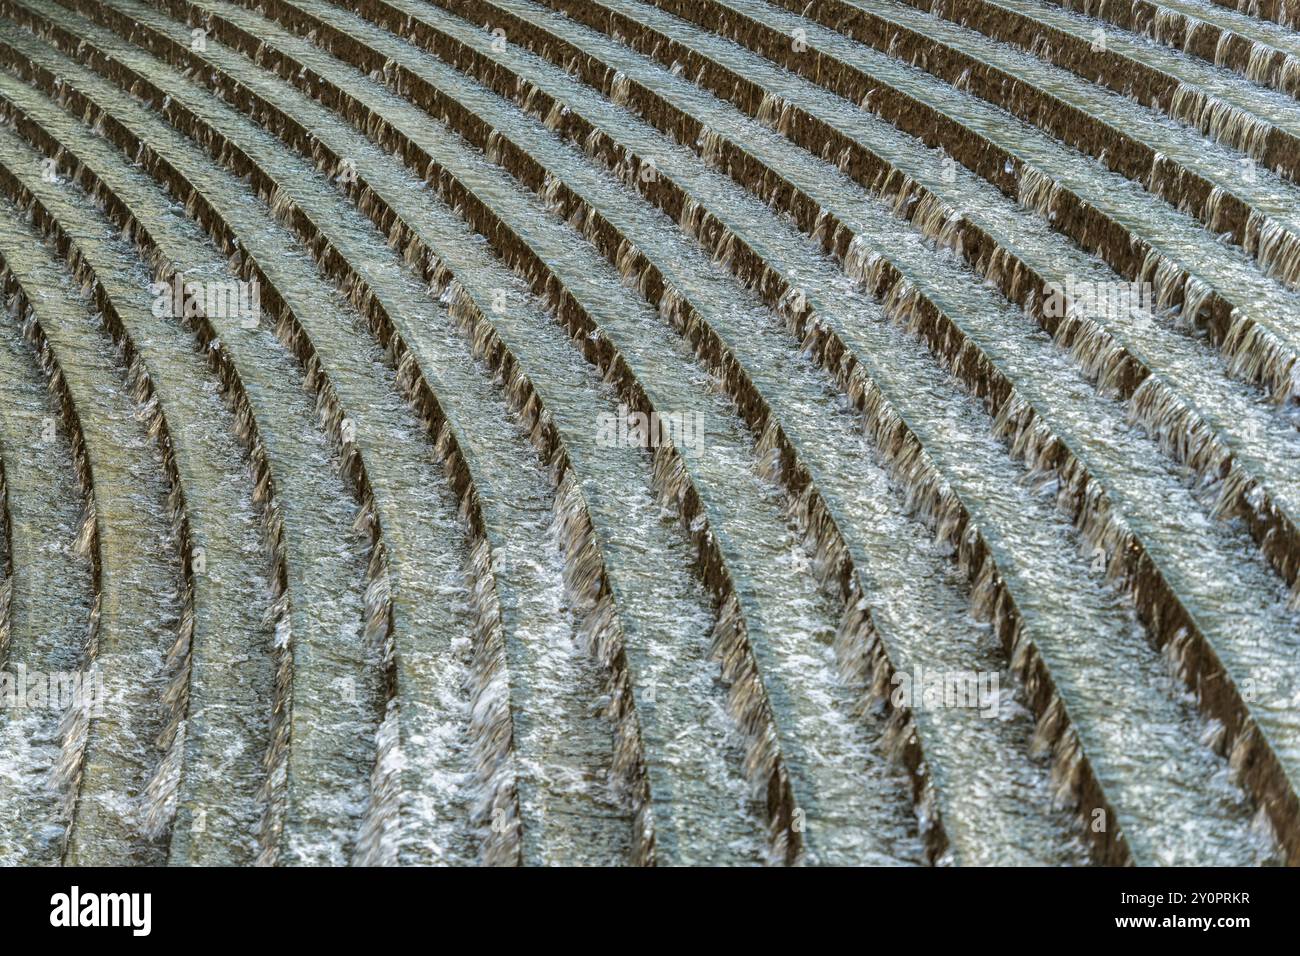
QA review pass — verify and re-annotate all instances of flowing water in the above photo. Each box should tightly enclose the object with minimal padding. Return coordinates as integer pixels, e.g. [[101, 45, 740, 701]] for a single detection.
[[0, 0, 1294, 865]]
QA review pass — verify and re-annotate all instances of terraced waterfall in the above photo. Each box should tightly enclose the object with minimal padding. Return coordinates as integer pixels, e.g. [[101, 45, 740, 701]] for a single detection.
[[0, 0, 1296, 866]]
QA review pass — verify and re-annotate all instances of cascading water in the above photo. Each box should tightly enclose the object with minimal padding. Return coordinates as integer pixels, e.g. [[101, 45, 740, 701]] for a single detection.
[[0, 0, 1295, 866]]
